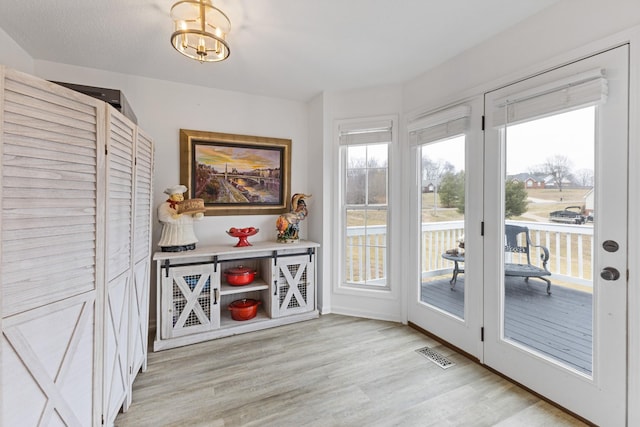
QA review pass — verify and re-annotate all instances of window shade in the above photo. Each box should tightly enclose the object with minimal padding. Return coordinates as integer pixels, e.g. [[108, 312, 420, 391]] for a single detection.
[[408, 105, 471, 146], [492, 68, 607, 127], [338, 119, 393, 146]]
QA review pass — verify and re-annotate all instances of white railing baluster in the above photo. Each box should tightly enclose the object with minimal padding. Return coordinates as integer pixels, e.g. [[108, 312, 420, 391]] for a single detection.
[[555, 231, 561, 274], [566, 233, 572, 276], [578, 235, 584, 279]]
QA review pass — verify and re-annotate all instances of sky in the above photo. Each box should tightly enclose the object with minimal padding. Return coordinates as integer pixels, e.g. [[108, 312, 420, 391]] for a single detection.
[[422, 106, 596, 176]]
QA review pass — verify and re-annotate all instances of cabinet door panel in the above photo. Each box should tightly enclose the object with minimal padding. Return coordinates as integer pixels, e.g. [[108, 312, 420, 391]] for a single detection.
[[161, 264, 220, 338], [273, 255, 315, 317], [1, 293, 96, 427], [103, 274, 130, 424], [129, 259, 150, 378]]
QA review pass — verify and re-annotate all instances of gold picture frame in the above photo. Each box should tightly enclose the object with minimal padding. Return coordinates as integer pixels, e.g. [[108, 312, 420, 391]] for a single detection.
[[180, 129, 291, 216]]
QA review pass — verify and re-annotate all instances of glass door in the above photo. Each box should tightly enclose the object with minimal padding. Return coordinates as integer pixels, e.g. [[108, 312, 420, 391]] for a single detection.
[[483, 46, 628, 425], [408, 99, 483, 358]]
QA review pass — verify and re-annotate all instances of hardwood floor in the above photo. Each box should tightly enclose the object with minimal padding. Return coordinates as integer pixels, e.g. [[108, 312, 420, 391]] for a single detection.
[[115, 314, 586, 427]]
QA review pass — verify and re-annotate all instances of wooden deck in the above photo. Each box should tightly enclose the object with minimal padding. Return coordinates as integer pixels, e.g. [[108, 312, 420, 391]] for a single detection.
[[421, 275, 593, 375]]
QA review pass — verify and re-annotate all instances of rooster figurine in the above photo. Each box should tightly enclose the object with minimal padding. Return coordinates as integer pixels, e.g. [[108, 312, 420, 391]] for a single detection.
[[276, 193, 312, 243]]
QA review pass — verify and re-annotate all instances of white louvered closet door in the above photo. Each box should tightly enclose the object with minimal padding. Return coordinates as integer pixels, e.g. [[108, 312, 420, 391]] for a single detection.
[[0, 68, 105, 427], [103, 107, 135, 424], [127, 128, 153, 407]]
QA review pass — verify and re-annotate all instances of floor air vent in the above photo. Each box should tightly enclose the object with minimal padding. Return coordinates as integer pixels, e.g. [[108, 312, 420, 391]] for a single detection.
[[415, 346, 455, 369]]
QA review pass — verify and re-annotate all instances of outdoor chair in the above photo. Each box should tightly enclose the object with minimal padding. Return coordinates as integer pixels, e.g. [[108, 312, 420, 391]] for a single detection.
[[504, 224, 552, 294]]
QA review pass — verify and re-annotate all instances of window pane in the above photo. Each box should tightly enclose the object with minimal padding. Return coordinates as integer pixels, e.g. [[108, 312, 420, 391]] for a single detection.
[[502, 106, 595, 375], [367, 168, 387, 204], [346, 169, 366, 204], [347, 145, 366, 168], [419, 135, 466, 319], [342, 141, 389, 288], [345, 209, 365, 283], [367, 144, 388, 167]]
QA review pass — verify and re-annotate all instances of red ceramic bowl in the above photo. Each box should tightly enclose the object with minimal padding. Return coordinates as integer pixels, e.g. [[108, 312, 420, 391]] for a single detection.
[[228, 299, 261, 321], [224, 265, 256, 286]]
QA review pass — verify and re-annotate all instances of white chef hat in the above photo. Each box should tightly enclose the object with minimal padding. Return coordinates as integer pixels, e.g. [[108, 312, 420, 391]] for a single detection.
[[164, 184, 188, 195]]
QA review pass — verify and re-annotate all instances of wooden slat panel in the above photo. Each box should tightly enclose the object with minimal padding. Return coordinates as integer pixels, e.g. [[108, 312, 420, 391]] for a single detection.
[[2, 271, 95, 317], [5, 112, 97, 143], [3, 165, 95, 183], [3, 125, 97, 157], [2, 154, 96, 174], [1, 70, 99, 314], [134, 130, 153, 262], [4, 133, 96, 160], [3, 231, 95, 251], [4, 96, 97, 133], [5, 75, 97, 119], [106, 112, 133, 283], [3, 197, 95, 209], [3, 239, 95, 264], [2, 176, 95, 191], [2, 249, 95, 275], [2, 224, 95, 241]]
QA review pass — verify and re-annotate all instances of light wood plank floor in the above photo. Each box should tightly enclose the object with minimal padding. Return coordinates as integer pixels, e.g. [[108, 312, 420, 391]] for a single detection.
[[115, 314, 587, 427]]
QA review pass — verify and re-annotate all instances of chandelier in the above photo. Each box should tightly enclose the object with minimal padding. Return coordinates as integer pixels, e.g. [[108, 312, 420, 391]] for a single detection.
[[170, 0, 231, 63]]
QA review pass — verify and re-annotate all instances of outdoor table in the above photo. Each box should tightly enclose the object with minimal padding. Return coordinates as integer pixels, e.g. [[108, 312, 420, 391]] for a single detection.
[[441, 252, 464, 288]]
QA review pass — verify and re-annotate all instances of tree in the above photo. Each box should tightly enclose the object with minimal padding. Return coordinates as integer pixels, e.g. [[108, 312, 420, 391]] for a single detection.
[[421, 156, 454, 214], [537, 155, 574, 192], [438, 171, 465, 208], [455, 178, 527, 217], [504, 180, 528, 218], [574, 168, 594, 187]]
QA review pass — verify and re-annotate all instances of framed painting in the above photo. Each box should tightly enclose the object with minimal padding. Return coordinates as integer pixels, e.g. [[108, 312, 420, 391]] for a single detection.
[[180, 129, 291, 216]]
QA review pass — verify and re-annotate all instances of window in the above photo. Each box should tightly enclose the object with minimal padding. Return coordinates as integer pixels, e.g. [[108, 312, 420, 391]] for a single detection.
[[338, 119, 392, 288]]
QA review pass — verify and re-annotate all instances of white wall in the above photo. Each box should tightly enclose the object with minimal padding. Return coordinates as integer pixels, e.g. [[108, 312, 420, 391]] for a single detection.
[[306, 93, 330, 313], [0, 26, 33, 74], [404, 0, 640, 112], [33, 60, 310, 248]]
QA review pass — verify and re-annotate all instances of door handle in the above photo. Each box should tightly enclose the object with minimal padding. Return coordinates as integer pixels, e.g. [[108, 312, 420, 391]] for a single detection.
[[600, 267, 620, 281]]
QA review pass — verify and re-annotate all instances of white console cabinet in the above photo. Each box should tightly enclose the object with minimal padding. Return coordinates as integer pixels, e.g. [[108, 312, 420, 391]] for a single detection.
[[153, 241, 319, 351]]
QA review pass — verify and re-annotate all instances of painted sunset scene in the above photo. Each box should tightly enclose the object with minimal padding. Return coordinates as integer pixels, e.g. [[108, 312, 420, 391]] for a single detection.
[[193, 143, 282, 204]]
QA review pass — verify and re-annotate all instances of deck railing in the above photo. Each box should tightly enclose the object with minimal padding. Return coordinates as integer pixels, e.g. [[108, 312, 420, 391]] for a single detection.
[[346, 220, 594, 287]]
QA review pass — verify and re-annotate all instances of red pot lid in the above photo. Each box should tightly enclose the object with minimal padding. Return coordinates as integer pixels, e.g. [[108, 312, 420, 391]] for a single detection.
[[229, 298, 258, 308], [224, 265, 254, 276]]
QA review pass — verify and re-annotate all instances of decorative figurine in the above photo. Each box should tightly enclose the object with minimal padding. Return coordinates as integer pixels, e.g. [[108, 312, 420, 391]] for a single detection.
[[276, 193, 311, 243], [158, 185, 205, 252]]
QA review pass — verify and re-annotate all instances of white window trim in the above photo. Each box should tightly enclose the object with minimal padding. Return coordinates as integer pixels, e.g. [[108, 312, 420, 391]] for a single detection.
[[332, 114, 399, 299]]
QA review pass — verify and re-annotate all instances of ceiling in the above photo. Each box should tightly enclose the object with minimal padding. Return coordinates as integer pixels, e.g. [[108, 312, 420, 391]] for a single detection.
[[0, 0, 560, 102]]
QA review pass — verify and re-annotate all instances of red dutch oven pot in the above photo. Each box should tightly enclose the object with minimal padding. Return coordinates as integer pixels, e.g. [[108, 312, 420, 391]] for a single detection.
[[228, 299, 261, 321], [224, 265, 256, 286]]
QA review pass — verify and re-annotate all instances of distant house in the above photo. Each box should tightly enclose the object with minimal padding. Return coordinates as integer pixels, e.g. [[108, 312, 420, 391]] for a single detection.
[[422, 181, 436, 193], [542, 174, 575, 188], [583, 188, 594, 215], [508, 173, 547, 189]]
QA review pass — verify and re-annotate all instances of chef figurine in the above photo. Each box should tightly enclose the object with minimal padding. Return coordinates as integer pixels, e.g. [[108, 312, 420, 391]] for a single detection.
[[157, 185, 204, 252]]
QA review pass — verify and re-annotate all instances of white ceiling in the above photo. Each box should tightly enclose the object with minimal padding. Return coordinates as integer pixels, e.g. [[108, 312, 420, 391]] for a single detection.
[[0, 0, 560, 102]]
